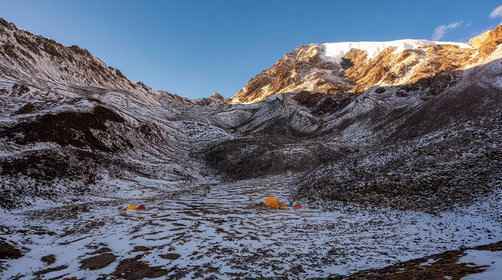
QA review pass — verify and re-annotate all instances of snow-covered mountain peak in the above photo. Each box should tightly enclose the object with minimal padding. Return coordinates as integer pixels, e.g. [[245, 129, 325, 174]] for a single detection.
[[321, 39, 472, 63], [230, 28, 502, 104]]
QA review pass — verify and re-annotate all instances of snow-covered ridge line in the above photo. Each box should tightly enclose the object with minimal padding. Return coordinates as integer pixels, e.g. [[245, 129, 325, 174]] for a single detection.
[[320, 39, 472, 63]]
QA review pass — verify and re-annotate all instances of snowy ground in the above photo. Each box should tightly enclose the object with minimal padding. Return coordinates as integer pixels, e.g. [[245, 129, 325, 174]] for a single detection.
[[0, 176, 501, 279], [460, 249, 502, 280]]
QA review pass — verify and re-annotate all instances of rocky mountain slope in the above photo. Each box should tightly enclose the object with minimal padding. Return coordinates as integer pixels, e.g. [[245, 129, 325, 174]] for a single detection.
[[0, 18, 137, 92], [213, 25, 502, 212], [0, 17, 501, 279], [0, 18, 223, 209], [231, 26, 502, 104]]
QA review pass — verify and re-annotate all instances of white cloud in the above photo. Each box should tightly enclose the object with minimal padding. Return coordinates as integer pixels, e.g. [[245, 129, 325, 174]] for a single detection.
[[490, 5, 502, 19], [432, 21, 463, 41]]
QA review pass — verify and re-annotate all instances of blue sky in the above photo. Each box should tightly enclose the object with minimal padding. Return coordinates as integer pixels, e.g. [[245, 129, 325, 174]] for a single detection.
[[1, 1, 501, 98]]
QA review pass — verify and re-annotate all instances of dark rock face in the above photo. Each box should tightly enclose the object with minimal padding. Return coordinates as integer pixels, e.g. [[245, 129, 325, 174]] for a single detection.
[[0, 241, 23, 259], [205, 137, 341, 180], [14, 102, 36, 115], [1, 106, 127, 152], [0, 149, 98, 181], [159, 253, 181, 260], [291, 91, 353, 115]]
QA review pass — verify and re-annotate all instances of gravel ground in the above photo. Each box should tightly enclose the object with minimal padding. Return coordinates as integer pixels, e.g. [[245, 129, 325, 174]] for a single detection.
[[1, 176, 501, 279]]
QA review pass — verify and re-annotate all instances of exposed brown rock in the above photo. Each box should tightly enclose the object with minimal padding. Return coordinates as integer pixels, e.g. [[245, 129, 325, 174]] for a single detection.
[[41, 254, 56, 265], [0, 105, 128, 152], [14, 102, 36, 115], [159, 252, 181, 260], [344, 241, 502, 280], [80, 253, 116, 270], [112, 257, 169, 280]]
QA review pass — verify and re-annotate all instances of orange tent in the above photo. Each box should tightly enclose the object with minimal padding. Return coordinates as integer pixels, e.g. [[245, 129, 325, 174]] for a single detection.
[[263, 196, 288, 209]]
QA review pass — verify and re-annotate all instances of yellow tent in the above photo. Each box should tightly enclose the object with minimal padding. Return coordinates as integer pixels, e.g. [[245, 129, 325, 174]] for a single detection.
[[126, 204, 145, 211]]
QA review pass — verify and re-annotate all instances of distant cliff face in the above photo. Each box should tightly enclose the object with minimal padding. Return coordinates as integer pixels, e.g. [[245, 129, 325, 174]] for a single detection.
[[230, 26, 502, 104]]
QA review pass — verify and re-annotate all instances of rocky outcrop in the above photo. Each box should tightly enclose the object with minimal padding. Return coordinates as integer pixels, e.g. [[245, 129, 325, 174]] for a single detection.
[[470, 25, 502, 59], [230, 44, 342, 104], [193, 91, 226, 106]]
